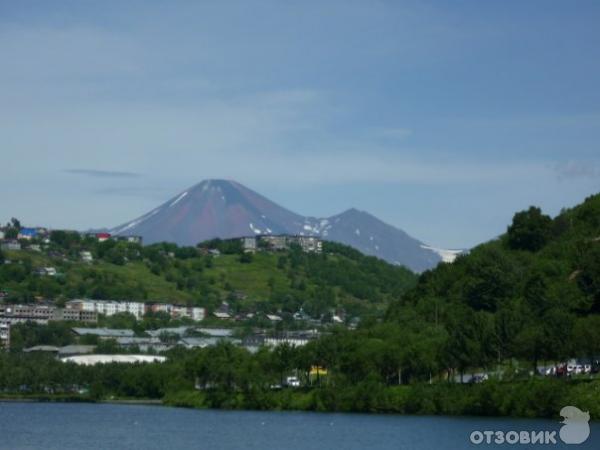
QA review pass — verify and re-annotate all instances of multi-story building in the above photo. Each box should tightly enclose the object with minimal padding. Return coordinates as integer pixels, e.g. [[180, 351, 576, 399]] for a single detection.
[[53, 308, 97, 323], [67, 299, 204, 322], [67, 299, 145, 320], [112, 235, 143, 245], [0, 240, 21, 251], [241, 236, 257, 253], [0, 304, 56, 324], [259, 235, 288, 251], [80, 251, 93, 262], [0, 303, 97, 324], [294, 236, 322, 253], [145, 303, 173, 315], [243, 235, 323, 254], [171, 305, 206, 322], [0, 320, 10, 350]]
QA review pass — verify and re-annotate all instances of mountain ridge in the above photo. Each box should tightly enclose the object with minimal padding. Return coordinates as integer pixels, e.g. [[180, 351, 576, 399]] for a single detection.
[[110, 179, 456, 272]]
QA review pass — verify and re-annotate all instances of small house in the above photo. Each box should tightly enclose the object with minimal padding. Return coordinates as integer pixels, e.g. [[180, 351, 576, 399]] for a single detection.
[[17, 228, 37, 240], [1, 241, 21, 251], [80, 251, 93, 262]]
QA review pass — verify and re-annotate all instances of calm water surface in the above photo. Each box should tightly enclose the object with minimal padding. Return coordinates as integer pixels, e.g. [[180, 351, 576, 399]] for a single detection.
[[0, 402, 598, 449]]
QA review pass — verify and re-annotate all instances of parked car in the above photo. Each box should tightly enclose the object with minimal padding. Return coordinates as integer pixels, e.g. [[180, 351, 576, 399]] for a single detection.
[[285, 376, 301, 388], [470, 374, 488, 384]]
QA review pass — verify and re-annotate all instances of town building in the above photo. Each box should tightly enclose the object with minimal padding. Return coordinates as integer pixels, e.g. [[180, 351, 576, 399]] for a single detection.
[[58, 345, 96, 357], [23, 345, 60, 354], [0, 240, 21, 251], [213, 311, 232, 320], [0, 304, 57, 324], [94, 233, 111, 242], [80, 251, 93, 262], [0, 303, 97, 325], [171, 305, 206, 322], [197, 328, 234, 338], [241, 235, 323, 254], [294, 236, 322, 253], [112, 235, 143, 245], [260, 235, 288, 251], [242, 236, 257, 253], [72, 328, 135, 339], [179, 336, 241, 349], [145, 326, 191, 338], [115, 336, 169, 352], [145, 303, 173, 315], [35, 267, 57, 277], [67, 299, 146, 320], [243, 330, 320, 348], [0, 320, 10, 349], [53, 308, 97, 323], [66, 299, 206, 322], [17, 228, 38, 240]]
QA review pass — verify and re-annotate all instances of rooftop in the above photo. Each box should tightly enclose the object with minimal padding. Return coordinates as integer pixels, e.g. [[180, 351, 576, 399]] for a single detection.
[[72, 327, 135, 338]]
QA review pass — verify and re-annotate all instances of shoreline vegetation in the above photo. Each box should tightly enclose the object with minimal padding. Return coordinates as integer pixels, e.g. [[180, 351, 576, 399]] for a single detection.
[[2, 378, 599, 420]]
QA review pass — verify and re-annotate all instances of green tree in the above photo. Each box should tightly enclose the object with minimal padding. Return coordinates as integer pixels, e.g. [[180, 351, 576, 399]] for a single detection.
[[506, 206, 553, 252]]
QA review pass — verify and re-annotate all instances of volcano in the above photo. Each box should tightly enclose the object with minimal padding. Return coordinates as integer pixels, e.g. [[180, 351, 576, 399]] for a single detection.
[[110, 179, 458, 272]]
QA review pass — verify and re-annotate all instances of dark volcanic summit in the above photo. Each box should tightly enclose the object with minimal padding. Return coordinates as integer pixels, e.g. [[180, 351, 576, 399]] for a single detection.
[[110, 179, 454, 272]]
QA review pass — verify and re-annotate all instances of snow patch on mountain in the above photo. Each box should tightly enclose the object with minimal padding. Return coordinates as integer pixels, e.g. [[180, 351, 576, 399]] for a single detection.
[[170, 192, 188, 207], [420, 245, 463, 263], [113, 208, 160, 234], [249, 223, 262, 234]]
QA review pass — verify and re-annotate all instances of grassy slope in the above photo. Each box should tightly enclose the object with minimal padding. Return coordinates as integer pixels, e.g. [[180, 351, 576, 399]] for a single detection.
[[2, 245, 417, 316]]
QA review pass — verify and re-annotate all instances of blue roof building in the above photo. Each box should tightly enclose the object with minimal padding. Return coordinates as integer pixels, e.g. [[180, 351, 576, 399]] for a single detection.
[[18, 228, 38, 239]]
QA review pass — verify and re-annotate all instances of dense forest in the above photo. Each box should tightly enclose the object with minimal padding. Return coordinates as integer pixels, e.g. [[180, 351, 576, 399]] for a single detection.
[[387, 193, 600, 374]]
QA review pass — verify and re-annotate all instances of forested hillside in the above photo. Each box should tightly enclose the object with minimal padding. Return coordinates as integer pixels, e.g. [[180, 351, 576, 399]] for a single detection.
[[386, 193, 600, 372], [0, 233, 417, 321]]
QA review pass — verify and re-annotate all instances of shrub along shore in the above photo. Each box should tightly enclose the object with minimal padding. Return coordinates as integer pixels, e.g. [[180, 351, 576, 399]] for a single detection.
[[162, 379, 600, 419], [3, 378, 598, 420]]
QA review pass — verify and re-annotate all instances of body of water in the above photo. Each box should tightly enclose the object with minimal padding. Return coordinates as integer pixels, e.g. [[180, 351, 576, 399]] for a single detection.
[[0, 402, 598, 449]]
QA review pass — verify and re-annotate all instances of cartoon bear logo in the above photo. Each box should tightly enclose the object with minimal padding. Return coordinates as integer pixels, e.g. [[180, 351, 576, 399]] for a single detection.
[[559, 406, 590, 444]]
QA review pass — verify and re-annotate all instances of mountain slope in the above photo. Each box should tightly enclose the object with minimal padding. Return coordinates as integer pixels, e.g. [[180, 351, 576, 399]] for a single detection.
[[316, 209, 441, 273], [110, 179, 451, 271], [111, 180, 306, 244]]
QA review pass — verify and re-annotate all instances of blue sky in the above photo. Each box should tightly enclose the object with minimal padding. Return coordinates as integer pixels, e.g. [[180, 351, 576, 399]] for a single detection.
[[0, 0, 599, 248]]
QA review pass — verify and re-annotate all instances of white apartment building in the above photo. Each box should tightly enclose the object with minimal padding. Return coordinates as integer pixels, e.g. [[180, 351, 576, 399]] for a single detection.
[[171, 305, 206, 322], [67, 300, 205, 322], [0, 320, 10, 349], [67, 300, 145, 320]]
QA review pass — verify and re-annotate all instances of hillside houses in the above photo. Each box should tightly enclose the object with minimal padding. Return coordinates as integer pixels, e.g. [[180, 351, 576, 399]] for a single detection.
[[1, 240, 21, 251], [66, 299, 206, 322], [84, 232, 143, 245], [0, 303, 98, 325]]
